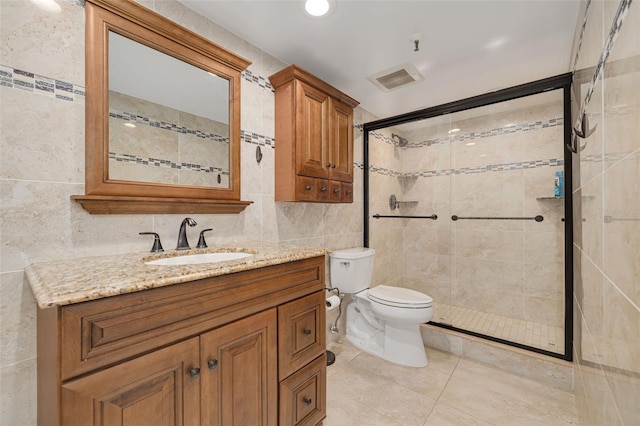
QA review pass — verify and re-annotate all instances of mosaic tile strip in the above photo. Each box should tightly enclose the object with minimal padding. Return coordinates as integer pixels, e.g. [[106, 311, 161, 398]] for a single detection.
[[0, 65, 85, 103], [241, 130, 275, 148], [109, 111, 230, 144], [578, 0, 632, 120], [368, 117, 564, 149], [109, 152, 229, 175], [241, 69, 274, 92], [368, 158, 564, 180]]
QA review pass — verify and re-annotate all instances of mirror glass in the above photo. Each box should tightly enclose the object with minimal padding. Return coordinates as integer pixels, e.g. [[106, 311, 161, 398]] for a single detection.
[[108, 31, 231, 188]]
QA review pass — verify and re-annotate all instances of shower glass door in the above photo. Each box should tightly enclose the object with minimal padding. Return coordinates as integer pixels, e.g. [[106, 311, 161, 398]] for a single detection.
[[364, 75, 571, 359]]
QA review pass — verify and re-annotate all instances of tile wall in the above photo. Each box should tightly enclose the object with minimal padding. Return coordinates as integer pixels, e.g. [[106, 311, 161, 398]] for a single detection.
[[570, 0, 640, 424], [0, 0, 367, 423]]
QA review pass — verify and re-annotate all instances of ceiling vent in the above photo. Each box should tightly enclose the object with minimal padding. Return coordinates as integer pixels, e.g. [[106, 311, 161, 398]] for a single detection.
[[367, 63, 424, 92]]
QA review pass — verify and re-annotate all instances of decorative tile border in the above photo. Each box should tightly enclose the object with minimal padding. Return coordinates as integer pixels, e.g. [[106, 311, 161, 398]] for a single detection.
[[0, 65, 85, 103], [576, 0, 632, 121], [241, 69, 274, 92], [368, 117, 563, 149], [109, 110, 229, 144], [241, 130, 275, 148], [109, 152, 229, 175], [368, 158, 564, 180]]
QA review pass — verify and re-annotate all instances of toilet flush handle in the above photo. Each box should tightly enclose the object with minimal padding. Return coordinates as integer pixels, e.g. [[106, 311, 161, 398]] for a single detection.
[[340, 261, 350, 269]]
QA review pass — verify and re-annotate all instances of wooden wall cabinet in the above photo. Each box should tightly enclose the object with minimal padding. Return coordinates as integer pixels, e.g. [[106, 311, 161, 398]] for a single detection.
[[38, 257, 326, 426], [269, 65, 359, 203]]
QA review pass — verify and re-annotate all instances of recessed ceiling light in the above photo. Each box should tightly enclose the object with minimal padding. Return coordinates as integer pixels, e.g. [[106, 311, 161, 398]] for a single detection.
[[485, 37, 508, 50], [305, 0, 329, 16], [29, 0, 61, 13], [448, 128, 460, 134], [124, 122, 136, 128]]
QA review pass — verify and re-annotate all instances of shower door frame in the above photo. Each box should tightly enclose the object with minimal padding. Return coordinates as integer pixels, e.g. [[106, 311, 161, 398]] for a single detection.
[[363, 73, 574, 361]]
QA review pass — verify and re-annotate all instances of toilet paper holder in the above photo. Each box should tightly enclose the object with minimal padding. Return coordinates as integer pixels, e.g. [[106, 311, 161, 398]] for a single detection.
[[325, 287, 342, 333]]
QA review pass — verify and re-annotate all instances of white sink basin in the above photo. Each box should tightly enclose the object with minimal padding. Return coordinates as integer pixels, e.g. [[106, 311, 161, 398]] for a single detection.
[[145, 252, 253, 266]]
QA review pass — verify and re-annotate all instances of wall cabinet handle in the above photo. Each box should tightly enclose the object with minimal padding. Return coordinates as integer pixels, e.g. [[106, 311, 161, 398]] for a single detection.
[[189, 367, 200, 378], [207, 359, 218, 370], [303, 329, 312, 335], [303, 397, 312, 405]]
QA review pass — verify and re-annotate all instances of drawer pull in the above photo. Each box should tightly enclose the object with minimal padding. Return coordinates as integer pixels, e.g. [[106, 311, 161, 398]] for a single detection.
[[321, 187, 327, 192], [333, 189, 339, 194], [326, 162, 332, 167], [331, 164, 336, 168], [305, 185, 312, 191], [346, 190, 352, 194], [207, 359, 218, 370], [303, 397, 312, 405], [189, 367, 200, 378], [303, 329, 312, 336]]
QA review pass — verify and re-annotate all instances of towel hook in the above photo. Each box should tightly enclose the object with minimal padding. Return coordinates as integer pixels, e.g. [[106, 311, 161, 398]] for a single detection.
[[568, 112, 597, 153]]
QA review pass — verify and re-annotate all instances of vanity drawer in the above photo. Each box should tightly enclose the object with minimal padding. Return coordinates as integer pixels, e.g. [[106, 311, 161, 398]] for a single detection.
[[278, 291, 326, 380], [279, 353, 326, 426], [340, 182, 353, 203]]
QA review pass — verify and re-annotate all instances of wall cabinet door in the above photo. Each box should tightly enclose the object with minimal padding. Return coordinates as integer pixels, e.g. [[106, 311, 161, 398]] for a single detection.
[[200, 309, 278, 426], [328, 97, 354, 183], [61, 338, 200, 426], [295, 80, 329, 179]]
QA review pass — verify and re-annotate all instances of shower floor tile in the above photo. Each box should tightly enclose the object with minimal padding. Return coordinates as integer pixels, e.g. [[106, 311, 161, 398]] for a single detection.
[[325, 340, 578, 426], [433, 303, 564, 355]]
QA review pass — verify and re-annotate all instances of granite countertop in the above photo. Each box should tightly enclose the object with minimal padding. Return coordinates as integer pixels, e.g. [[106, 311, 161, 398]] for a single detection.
[[25, 243, 329, 309]]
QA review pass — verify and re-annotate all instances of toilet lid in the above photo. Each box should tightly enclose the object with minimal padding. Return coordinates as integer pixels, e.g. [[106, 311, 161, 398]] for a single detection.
[[368, 285, 433, 308]]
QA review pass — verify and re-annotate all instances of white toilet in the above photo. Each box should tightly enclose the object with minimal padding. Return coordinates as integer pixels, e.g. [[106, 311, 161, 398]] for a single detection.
[[329, 247, 433, 367]]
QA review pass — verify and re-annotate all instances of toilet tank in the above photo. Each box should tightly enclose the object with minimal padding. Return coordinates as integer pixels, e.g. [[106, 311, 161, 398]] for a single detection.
[[329, 247, 375, 294]]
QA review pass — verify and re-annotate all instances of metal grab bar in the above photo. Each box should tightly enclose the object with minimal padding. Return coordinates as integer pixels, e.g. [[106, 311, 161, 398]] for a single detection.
[[373, 214, 438, 220], [451, 215, 544, 222]]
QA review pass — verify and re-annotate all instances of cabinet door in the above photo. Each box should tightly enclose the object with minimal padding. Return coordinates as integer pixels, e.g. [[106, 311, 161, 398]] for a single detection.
[[201, 309, 277, 426], [295, 80, 329, 179], [328, 97, 354, 183], [61, 338, 200, 426]]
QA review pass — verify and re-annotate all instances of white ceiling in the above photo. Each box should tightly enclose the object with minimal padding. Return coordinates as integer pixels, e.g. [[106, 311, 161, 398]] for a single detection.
[[179, 0, 581, 119]]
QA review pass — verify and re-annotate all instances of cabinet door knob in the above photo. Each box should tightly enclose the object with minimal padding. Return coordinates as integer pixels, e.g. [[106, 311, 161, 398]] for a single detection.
[[303, 397, 312, 405], [303, 329, 312, 336], [333, 189, 339, 194], [321, 187, 327, 192], [326, 162, 332, 168], [189, 367, 201, 378], [207, 359, 218, 370], [305, 185, 312, 191], [331, 163, 336, 168]]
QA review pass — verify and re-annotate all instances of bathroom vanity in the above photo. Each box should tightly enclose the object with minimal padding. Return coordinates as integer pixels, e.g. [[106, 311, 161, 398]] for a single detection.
[[27, 245, 327, 426]]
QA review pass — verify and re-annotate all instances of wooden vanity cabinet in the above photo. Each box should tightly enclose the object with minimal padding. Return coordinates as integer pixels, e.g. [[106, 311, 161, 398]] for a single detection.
[[38, 257, 326, 426], [270, 65, 359, 203]]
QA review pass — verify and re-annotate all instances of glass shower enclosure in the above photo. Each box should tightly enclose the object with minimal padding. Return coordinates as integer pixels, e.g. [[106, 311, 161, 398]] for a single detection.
[[363, 75, 573, 359]]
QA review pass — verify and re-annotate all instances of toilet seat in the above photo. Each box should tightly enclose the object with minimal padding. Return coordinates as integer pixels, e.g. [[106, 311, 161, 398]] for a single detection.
[[368, 285, 433, 309]]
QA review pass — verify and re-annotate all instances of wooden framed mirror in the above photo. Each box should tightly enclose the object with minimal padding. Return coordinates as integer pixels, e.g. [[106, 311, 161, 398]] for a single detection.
[[72, 0, 252, 214]]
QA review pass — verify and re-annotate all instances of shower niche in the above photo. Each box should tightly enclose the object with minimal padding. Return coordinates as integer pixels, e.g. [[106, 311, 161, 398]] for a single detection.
[[363, 74, 573, 360]]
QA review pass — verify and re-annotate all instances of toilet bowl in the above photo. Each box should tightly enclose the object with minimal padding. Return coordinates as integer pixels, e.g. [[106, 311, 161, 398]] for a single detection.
[[329, 248, 433, 367]]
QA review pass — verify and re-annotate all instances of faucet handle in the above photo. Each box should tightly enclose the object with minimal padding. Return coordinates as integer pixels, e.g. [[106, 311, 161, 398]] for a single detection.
[[139, 232, 164, 253], [197, 229, 213, 249]]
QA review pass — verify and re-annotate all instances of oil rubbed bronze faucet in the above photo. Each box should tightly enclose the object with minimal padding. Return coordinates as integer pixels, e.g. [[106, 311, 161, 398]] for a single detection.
[[176, 217, 197, 250]]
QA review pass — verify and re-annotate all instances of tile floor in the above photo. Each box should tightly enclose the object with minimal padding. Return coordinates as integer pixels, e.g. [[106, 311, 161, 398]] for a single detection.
[[433, 303, 565, 355], [325, 339, 578, 425]]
